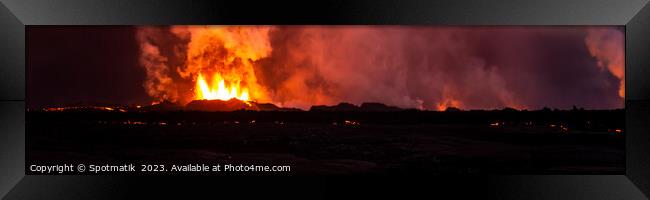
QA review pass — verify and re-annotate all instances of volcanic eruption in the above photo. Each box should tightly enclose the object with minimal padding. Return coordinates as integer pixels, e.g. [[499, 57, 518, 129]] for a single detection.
[[26, 26, 628, 175], [136, 26, 625, 111], [195, 73, 250, 102]]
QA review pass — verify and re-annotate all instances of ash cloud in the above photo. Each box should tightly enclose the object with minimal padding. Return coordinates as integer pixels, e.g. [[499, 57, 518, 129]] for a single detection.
[[254, 26, 623, 110], [137, 26, 624, 110], [136, 27, 193, 104], [585, 28, 625, 98]]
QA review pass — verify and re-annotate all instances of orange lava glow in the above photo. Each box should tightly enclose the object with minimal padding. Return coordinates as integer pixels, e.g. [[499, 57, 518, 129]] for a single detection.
[[175, 26, 271, 104], [436, 99, 462, 111], [195, 72, 250, 101]]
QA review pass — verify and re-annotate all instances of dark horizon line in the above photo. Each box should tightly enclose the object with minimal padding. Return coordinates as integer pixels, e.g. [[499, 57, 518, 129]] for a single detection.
[[26, 100, 625, 112]]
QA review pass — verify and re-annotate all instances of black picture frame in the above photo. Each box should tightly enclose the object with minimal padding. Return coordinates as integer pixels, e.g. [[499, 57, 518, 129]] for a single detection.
[[1, 0, 649, 199]]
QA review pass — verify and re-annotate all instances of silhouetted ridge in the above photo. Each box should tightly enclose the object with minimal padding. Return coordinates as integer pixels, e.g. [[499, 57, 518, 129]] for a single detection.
[[360, 102, 402, 111], [142, 100, 182, 111], [310, 102, 402, 112], [185, 99, 254, 112], [253, 102, 302, 111], [183, 99, 302, 112], [444, 107, 462, 112]]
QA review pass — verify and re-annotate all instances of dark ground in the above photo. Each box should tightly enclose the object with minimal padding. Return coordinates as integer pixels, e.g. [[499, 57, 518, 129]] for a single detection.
[[26, 109, 625, 175]]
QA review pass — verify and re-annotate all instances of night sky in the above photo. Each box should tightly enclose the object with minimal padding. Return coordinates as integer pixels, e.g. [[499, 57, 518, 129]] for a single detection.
[[27, 26, 150, 108], [27, 26, 625, 110]]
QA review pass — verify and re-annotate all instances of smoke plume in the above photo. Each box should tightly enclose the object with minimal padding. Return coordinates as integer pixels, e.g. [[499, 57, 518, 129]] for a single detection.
[[137, 26, 624, 110], [585, 28, 625, 98]]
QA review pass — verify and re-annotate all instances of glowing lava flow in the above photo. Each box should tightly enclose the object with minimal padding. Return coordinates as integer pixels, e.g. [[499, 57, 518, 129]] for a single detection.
[[195, 73, 250, 101]]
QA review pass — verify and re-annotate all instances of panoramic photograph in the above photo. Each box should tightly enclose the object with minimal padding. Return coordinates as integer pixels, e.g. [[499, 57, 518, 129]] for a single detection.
[[26, 26, 625, 175]]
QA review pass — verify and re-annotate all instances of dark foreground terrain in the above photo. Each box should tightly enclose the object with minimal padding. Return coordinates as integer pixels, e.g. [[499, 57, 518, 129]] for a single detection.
[[27, 109, 624, 175]]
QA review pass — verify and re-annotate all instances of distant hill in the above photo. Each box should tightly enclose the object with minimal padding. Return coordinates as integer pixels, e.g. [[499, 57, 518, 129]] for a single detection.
[[310, 102, 358, 112], [185, 99, 254, 112], [444, 107, 462, 112], [141, 100, 183, 111], [310, 102, 402, 112], [360, 102, 403, 111], [253, 102, 302, 111], [183, 99, 302, 112]]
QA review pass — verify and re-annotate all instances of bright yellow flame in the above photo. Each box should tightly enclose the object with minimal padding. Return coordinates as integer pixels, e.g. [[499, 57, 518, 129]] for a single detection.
[[195, 73, 250, 101]]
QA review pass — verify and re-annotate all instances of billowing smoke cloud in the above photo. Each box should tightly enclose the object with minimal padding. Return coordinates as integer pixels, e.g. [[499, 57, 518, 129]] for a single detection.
[[137, 26, 624, 110], [585, 28, 625, 98], [137, 26, 273, 105], [136, 27, 181, 103], [172, 26, 273, 103]]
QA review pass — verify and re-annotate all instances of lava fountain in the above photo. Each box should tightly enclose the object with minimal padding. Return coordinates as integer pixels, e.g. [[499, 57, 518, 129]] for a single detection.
[[195, 72, 250, 101]]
